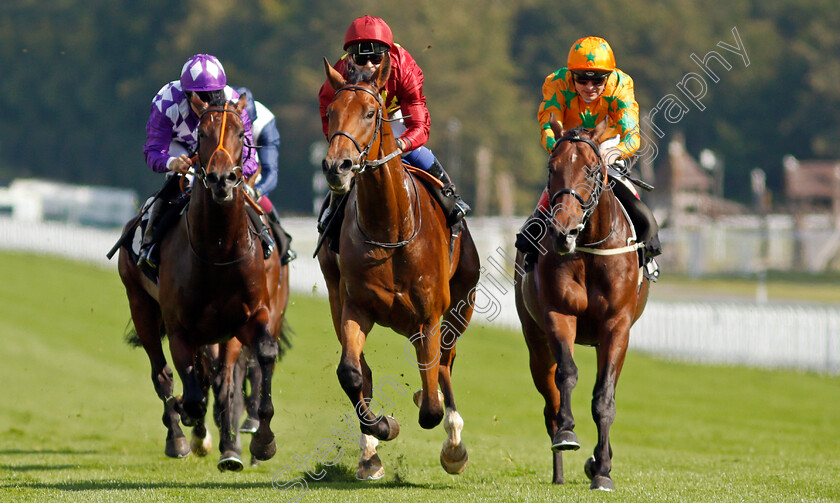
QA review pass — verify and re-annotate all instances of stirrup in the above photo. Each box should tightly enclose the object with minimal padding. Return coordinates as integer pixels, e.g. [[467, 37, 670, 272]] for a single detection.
[[137, 243, 157, 269], [259, 228, 276, 260], [643, 257, 659, 282], [281, 249, 297, 265]]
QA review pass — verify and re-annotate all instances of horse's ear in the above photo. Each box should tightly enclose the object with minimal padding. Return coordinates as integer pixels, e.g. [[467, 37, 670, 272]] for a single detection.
[[549, 113, 565, 140], [373, 51, 392, 90], [592, 118, 609, 143], [324, 57, 346, 90], [235, 92, 248, 115], [190, 92, 208, 115]]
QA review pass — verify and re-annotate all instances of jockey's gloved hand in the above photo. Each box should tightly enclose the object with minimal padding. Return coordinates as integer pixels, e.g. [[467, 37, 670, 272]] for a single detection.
[[611, 158, 627, 172]]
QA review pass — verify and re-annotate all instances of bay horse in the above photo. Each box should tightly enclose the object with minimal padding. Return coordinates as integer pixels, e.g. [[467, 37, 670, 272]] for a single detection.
[[514, 120, 650, 490], [117, 93, 289, 471], [318, 54, 480, 480]]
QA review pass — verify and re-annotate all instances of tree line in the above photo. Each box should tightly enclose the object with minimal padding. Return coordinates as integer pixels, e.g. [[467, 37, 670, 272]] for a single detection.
[[2, 0, 837, 214]]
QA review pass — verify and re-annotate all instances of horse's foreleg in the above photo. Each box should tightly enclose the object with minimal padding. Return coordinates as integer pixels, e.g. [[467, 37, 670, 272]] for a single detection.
[[216, 339, 245, 472], [250, 319, 279, 462], [438, 345, 468, 475], [337, 311, 398, 441], [190, 344, 217, 458], [239, 348, 262, 434], [587, 323, 630, 491], [545, 314, 580, 452], [168, 334, 204, 427]]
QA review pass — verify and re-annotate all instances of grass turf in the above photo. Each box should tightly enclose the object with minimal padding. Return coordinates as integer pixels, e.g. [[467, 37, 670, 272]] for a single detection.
[[0, 251, 838, 502]]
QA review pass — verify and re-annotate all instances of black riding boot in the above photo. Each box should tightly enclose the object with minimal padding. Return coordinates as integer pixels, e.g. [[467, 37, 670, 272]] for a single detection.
[[266, 206, 296, 264], [137, 198, 166, 274], [317, 192, 339, 234], [427, 159, 471, 226], [245, 205, 276, 260]]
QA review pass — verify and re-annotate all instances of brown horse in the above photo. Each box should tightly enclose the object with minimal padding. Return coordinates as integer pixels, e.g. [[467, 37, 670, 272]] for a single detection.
[[117, 93, 289, 471], [514, 120, 649, 490], [319, 54, 480, 480]]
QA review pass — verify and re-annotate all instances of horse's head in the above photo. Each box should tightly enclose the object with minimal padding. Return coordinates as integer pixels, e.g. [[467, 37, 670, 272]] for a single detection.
[[192, 92, 248, 204], [545, 118, 609, 255], [321, 53, 392, 194]]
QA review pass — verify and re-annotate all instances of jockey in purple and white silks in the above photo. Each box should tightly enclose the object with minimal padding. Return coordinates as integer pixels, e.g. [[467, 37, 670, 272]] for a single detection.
[[137, 54, 270, 273]]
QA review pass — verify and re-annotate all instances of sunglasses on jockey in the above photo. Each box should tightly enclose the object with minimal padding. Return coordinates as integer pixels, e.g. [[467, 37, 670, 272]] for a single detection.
[[348, 41, 388, 66], [572, 70, 609, 86]]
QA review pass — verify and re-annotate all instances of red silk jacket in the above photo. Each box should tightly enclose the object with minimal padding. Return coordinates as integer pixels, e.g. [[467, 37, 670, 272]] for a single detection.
[[318, 44, 430, 151]]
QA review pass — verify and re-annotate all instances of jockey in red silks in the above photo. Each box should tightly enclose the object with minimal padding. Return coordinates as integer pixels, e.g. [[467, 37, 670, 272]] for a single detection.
[[140, 54, 293, 273], [317, 15, 470, 229]]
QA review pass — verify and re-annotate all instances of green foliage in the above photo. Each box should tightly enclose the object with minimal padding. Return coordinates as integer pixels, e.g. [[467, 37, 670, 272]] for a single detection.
[[2, 1, 839, 209]]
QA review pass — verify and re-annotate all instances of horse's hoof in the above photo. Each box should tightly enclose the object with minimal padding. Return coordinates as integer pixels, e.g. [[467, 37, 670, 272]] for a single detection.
[[356, 453, 385, 480], [240, 417, 260, 434], [190, 429, 212, 457], [164, 436, 190, 458], [412, 389, 445, 408], [590, 475, 615, 491], [551, 430, 580, 452], [217, 452, 245, 472], [382, 415, 400, 441], [584, 455, 596, 480], [440, 444, 469, 474], [250, 434, 276, 461]]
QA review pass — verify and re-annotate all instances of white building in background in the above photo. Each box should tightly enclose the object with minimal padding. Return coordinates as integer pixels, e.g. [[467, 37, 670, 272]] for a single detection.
[[0, 178, 137, 228]]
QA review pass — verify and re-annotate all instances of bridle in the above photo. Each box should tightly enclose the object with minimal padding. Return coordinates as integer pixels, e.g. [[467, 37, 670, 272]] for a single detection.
[[193, 101, 249, 189], [327, 85, 401, 174], [184, 101, 259, 265], [327, 83, 420, 248], [547, 130, 613, 247]]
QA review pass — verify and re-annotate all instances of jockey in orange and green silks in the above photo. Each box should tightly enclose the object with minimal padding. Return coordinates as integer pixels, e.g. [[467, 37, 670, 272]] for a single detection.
[[517, 36, 661, 280], [538, 36, 640, 158], [534, 36, 641, 212]]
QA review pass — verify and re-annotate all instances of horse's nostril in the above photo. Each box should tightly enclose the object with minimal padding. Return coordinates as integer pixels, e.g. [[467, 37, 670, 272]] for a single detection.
[[340, 158, 353, 172], [225, 172, 237, 183], [322, 159, 329, 173], [206, 172, 219, 185]]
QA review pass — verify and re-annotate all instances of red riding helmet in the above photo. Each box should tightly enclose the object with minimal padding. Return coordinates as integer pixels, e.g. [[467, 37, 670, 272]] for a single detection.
[[344, 15, 394, 51]]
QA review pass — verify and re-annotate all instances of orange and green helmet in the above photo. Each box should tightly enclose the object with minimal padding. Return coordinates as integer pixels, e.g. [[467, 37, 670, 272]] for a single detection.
[[567, 36, 616, 75]]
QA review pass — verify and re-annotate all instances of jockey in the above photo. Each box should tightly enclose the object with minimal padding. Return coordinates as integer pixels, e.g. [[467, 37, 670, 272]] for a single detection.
[[139, 54, 274, 273], [514, 36, 662, 279], [317, 15, 471, 229], [233, 86, 296, 265]]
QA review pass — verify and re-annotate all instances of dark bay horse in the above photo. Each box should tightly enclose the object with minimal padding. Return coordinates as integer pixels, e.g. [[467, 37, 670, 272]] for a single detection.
[[514, 120, 649, 490], [117, 93, 289, 471], [319, 54, 480, 479]]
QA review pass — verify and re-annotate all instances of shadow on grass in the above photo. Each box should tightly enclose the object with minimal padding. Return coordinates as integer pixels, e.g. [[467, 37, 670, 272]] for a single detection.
[[285, 463, 442, 491], [1, 480, 275, 491], [0, 449, 99, 455], [1, 464, 78, 472]]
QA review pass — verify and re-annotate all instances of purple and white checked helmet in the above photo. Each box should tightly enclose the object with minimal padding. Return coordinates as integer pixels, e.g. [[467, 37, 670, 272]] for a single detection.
[[179, 54, 227, 92]]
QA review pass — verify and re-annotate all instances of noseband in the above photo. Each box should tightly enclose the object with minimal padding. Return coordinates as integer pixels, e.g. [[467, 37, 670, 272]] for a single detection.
[[548, 131, 607, 230], [327, 85, 401, 173], [194, 102, 247, 189]]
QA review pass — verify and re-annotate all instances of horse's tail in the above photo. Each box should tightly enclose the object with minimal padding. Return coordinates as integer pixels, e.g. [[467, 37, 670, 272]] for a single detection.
[[123, 318, 166, 348], [276, 322, 293, 361]]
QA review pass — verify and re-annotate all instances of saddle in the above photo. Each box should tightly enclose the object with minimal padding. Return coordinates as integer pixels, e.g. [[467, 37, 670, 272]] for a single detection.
[[315, 165, 461, 256]]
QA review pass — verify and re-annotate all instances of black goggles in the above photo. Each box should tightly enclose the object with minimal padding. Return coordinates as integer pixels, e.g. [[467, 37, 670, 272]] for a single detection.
[[351, 53, 384, 66], [572, 71, 609, 85]]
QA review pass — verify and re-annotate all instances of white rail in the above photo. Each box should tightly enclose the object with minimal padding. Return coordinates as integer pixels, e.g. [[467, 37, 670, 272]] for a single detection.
[[2, 216, 837, 374]]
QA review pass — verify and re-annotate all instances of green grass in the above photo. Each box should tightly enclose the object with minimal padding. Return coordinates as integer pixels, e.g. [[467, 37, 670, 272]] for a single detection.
[[1, 251, 839, 502]]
